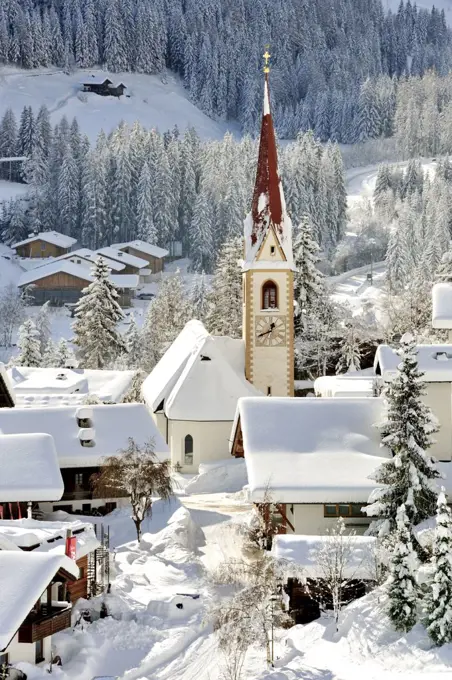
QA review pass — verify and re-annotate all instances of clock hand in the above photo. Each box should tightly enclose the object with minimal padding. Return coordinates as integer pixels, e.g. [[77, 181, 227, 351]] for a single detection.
[[257, 323, 276, 338]]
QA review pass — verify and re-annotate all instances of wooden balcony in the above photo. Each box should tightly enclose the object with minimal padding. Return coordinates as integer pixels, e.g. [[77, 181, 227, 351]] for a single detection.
[[62, 489, 93, 501], [18, 604, 72, 643]]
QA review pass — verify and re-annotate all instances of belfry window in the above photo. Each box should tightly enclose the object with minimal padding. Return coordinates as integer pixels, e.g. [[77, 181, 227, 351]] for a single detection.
[[262, 280, 278, 309], [184, 435, 194, 466]]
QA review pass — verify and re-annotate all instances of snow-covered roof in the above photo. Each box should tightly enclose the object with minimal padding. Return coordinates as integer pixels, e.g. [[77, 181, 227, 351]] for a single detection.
[[272, 534, 377, 579], [18, 260, 92, 287], [432, 282, 452, 329], [142, 320, 261, 420], [0, 519, 100, 559], [375, 344, 452, 382], [0, 403, 169, 468], [12, 231, 77, 250], [0, 552, 78, 652], [0, 433, 63, 502], [33, 248, 126, 272], [8, 366, 135, 403], [142, 320, 210, 412], [236, 397, 390, 503], [81, 75, 112, 85], [110, 274, 139, 289], [165, 336, 261, 421], [114, 240, 169, 259], [314, 375, 378, 398], [96, 247, 148, 269]]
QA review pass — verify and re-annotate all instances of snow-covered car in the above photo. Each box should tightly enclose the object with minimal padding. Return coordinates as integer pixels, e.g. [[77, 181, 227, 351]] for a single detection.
[[136, 292, 154, 300]]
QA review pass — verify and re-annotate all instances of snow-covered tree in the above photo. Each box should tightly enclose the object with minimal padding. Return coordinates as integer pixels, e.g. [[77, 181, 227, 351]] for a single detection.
[[54, 338, 77, 368], [293, 214, 326, 333], [335, 319, 361, 374], [35, 301, 52, 356], [142, 270, 192, 370], [424, 490, 452, 645], [190, 271, 209, 323], [137, 161, 156, 244], [365, 334, 440, 542], [386, 505, 419, 633], [205, 237, 242, 338], [125, 315, 142, 370], [15, 319, 42, 367], [436, 244, 452, 282], [72, 257, 126, 369]]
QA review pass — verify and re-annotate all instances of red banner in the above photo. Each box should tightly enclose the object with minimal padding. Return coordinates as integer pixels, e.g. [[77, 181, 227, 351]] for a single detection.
[[65, 535, 77, 560]]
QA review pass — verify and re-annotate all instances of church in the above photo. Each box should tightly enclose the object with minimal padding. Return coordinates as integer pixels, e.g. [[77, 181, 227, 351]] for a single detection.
[[141, 58, 296, 471]]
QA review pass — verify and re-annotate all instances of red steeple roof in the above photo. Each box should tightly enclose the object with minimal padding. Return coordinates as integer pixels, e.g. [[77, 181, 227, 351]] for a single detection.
[[250, 74, 283, 246]]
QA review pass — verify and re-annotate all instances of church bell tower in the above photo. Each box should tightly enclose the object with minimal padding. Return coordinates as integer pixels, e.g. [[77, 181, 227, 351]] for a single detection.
[[242, 51, 295, 397]]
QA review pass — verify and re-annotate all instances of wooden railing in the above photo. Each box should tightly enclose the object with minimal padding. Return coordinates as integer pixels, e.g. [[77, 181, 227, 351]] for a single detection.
[[18, 605, 72, 643]]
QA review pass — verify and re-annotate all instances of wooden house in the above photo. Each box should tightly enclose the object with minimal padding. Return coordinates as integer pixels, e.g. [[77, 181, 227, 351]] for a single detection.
[[0, 403, 169, 516], [12, 231, 77, 259], [17, 261, 138, 306], [96, 247, 149, 279], [0, 519, 104, 604], [113, 240, 169, 273], [81, 76, 126, 97], [0, 552, 78, 667]]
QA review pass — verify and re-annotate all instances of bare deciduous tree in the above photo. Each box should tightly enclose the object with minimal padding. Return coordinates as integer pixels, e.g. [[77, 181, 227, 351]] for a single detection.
[[92, 437, 173, 541], [0, 283, 25, 347]]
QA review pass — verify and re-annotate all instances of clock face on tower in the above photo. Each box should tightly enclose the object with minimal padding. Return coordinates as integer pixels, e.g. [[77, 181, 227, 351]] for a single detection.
[[255, 315, 287, 347]]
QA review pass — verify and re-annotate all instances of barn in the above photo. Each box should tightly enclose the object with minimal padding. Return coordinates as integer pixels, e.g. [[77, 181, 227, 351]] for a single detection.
[[81, 76, 126, 97], [17, 261, 138, 307], [12, 231, 77, 259]]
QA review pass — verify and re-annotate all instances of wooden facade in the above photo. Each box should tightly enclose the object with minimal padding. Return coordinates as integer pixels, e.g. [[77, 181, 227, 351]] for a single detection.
[[15, 241, 70, 259], [122, 246, 164, 273], [21, 272, 134, 307], [67, 555, 88, 603], [82, 79, 126, 97]]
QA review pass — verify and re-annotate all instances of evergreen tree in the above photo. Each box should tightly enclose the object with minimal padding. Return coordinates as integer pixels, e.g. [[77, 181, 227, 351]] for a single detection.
[[436, 244, 452, 282], [15, 318, 42, 367], [424, 490, 452, 646], [387, 505, 419, 633], [35, 301, 52, 356], [190, 271, 209, 323], [137, 161, 156, 243], [125, 314, 142, 370], [189, 189, 214, 273], [336, 319, 361, 374], [205, 237, 242, 338], [365, 334, 440, 542], [142, 270, 192, 370], [54, 338, 78, 368], [72, 257, 126, 369], [293, 215, 326, 333]]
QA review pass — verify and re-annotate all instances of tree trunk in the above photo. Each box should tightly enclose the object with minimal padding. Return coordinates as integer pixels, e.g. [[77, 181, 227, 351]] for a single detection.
[[133, 516, 142, 542]]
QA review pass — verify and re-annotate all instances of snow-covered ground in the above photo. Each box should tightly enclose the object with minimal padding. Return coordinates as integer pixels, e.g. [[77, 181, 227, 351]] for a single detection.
[[9, 491, 452, 680], [0, 67, 239, 142], [0, 180, 29, 205]]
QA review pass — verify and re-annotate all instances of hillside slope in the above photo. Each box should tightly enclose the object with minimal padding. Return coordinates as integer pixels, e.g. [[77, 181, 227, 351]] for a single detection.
[[384, 0, 452, 23], [0, 68, 239, 142]]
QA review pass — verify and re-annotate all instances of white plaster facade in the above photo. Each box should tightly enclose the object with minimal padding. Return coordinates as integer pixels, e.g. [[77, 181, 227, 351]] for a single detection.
[[422, 382, 452, 461], [243, 229, 294, 397], [5, 632, 52, 666], [285, 503, 371, 535]]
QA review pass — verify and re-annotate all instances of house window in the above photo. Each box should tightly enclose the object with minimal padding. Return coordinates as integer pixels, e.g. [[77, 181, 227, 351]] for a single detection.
[[35, 638, 44, 663], [323, 503, 365, 518], [184, 435, 193, 466], [270, 245, 276, 255], [75, 472, 84, 488], [262, 280, 278, 309]]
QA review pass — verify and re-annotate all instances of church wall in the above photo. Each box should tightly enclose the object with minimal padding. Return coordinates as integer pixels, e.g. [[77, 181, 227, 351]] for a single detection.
[[287, 504, 371, 535], [422, 383, 452, 462], [152, 411, 168, 443], [168, 420, 234, 472], [245, 268, 294, 396]]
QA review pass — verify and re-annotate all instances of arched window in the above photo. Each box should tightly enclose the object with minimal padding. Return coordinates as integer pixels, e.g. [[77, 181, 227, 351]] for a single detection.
[[262, 280, 278, 309], [184, 435, 194, 465]]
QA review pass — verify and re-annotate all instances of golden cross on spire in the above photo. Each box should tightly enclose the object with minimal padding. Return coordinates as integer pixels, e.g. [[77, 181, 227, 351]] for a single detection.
[[263, 47, 271, 74]]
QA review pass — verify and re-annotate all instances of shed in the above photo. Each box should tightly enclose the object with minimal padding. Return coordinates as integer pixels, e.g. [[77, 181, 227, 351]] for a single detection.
[[81, 76, 126, 97]]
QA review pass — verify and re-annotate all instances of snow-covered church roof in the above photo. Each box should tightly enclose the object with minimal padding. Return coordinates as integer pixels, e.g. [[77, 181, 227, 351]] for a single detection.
[[235, 396, 390, 503], [242, 75, 295, 272], [141, 320, 262, 421]]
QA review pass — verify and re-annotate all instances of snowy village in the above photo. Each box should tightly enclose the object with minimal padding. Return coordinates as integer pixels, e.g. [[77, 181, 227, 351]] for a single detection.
[[2, 2, 452, 680]]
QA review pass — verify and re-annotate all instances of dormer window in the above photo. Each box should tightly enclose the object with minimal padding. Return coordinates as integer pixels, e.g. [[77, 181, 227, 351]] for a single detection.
[[262, 280, 278, 309]]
